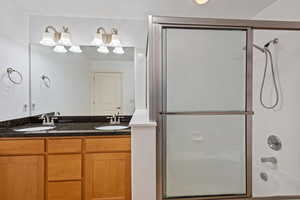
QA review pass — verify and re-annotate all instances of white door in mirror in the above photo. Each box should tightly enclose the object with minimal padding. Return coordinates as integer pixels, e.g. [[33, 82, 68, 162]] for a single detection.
[[95, 126, 128, 131], [92, 73, 122, 115]]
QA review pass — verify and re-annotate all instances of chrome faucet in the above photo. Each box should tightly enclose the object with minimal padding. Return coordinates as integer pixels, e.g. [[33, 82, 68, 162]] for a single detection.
[[107, 112, 124, 125], [39, 112, 60, 126], [261, 157, 277, 165]]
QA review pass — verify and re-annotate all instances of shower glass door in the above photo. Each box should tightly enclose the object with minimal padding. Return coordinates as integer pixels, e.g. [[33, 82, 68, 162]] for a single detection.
[[162, 28, 248, 198]]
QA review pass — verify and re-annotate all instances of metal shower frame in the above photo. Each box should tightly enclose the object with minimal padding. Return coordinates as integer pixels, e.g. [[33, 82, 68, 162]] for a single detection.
[[148, 15, 300, 200]]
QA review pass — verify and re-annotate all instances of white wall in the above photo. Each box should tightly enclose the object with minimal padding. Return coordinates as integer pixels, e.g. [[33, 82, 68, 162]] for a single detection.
[[0, 0, 29, 121], [90, 60, 135, 115], [31, 45, 91, 115], [252, 0, 300, 196]]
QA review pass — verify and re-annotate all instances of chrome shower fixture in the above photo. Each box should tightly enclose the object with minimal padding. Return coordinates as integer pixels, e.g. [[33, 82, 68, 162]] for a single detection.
[[264, 38, 279, 48], [253, 38, 279, 53], [253, 44, 265, 53], [254, 38, 280, 109]]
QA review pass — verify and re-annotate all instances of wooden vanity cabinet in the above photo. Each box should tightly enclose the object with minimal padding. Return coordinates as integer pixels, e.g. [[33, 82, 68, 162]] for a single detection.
[[85, 137, 131, 200], [0, 136, 131, 200], [85, 153, 131, 200], [0, 139, 45, 200]]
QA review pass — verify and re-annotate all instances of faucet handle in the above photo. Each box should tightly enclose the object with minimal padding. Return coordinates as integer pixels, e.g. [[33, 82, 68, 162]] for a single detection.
[[39, 114, 46, 119], [55, 112, 61, 116], [51, 112, 60, 120], [106, 116, 114, 123], [117, 116, 126, 122]]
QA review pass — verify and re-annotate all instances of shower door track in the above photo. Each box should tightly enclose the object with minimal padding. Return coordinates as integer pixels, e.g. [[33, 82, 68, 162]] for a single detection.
[[148, 16, 300, 200]]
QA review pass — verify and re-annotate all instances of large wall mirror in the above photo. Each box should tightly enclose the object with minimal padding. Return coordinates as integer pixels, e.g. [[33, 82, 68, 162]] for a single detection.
[[30, 44, 135, 116]]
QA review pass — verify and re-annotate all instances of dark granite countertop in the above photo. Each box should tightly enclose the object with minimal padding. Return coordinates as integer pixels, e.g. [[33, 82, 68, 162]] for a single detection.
[[0, 121, 131, 138]]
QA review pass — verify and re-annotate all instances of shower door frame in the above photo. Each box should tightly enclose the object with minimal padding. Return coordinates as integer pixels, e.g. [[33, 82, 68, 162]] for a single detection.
[[148, 16, 300, 200]]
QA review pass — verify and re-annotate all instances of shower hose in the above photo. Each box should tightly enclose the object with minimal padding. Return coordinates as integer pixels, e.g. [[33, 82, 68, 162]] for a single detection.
[[260, 47, 279, 109]]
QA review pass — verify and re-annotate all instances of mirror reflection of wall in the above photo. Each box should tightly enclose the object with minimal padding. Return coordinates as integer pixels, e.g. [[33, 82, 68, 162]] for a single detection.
[[31, 44, 135, 116]]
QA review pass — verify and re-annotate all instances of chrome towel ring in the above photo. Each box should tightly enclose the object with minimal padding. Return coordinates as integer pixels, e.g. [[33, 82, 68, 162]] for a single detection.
[[7, 67, 23, 85], [41, 75, 51, 88]]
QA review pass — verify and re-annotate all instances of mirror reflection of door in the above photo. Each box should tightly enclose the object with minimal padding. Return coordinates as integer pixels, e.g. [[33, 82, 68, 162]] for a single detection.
[[92, 72, 122, 115]]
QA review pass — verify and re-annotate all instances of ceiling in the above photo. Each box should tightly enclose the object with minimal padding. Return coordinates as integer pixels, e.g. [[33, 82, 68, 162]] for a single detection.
[[16, 0, 278, 20]]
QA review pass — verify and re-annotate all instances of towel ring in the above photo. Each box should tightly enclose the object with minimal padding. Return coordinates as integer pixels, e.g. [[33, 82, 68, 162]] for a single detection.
[[7, 67, 23, 85], [41, 75, 51, 88]]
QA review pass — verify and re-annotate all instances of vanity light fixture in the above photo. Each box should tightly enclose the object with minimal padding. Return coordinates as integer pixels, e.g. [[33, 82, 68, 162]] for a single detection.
[[69, 45, 82, 53], [194, 0, 209, 5], [113, 46, 125, 55], [110, 32, 121, 47], [40, 31, 56, 46], [91, 28, 105, 46], [97, 46, 110, 54], [58, 28, 72, 46], [92, 27, 124, 54], [53, 45, 68, 53], [40, 25, 79, 53]]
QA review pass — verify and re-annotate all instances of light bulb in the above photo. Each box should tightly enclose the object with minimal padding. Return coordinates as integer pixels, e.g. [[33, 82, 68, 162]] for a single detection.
[[53, 45, 67, 53], [113, 46, 124, 55], [97, 46, 109, 54], [58, 32, 72, 46], [40, 32, 56, 46], [91, 33, 104, 46], [194, 0, 208, 5], [69, 45, 82, 53], [110, 34, 121, 47]]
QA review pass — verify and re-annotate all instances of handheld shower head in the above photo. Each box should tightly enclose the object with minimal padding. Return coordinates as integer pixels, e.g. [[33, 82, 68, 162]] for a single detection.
[[264, 38, 279, 48]]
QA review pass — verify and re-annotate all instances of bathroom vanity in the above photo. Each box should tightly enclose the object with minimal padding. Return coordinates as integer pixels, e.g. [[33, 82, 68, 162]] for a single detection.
[[0, 116, 131, 200], [0, 36, 136, 200]]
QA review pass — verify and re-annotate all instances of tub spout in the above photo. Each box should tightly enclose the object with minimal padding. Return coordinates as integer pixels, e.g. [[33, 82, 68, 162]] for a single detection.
[[261, 157, 277, 165]]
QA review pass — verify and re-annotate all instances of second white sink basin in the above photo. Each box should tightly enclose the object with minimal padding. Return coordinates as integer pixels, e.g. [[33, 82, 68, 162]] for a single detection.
[[14, 126, 56, 132], [95, 125, 129, 131]]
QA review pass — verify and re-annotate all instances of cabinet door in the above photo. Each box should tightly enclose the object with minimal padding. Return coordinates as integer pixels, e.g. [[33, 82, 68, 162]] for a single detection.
[[85, 153, 131, 200], [48, 154, 82, 181], [0, 156, 44, 200]]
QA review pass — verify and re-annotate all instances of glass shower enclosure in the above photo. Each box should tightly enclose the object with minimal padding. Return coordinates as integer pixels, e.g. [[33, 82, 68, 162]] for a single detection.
[[148, 17, 253, 200], [164, 28, 248, 198], [149, 16, 300, 200]]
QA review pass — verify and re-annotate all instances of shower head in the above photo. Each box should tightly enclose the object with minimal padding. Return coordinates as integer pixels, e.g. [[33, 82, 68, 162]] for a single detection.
[[264, 38, 279, 48]]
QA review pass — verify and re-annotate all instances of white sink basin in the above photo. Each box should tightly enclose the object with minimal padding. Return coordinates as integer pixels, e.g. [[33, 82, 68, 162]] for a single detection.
[[95, 125, 129, 131], [14, 126, 55, 132]]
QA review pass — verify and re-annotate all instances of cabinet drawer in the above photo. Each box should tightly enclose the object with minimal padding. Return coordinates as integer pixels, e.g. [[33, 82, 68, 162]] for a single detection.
[[48, 181, 81, 200], [48, 154, 81, 181], [0, 140, 44, 155], [85, 137, 131, 152], [47, 139, 82, 153]]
